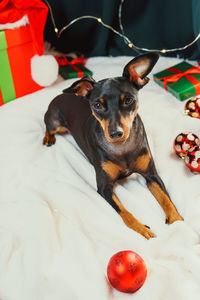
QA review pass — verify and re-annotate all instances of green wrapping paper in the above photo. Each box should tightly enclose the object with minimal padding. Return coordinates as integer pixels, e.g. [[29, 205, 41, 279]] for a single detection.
[[153, 61, 200, 101], [0, 30, 16, 104]]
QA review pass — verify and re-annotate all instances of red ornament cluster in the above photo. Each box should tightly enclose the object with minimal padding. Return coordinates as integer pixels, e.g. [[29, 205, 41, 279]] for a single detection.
[[173, 132, 199, 159], [185, 146, 200, 173], [107, 250, 147, 294], [173, 132, 200, 173], [184, 96, 200, 119]]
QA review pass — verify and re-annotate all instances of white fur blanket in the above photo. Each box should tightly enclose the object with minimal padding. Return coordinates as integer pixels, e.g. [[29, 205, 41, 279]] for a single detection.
[[0, 56, 200, 300]]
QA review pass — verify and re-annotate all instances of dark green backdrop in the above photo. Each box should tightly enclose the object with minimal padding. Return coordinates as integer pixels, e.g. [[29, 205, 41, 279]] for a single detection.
[[43, 0, 200, 59]]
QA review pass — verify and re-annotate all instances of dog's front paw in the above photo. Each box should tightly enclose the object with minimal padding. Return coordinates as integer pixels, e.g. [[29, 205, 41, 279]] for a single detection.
[[165, 211, 184, 224], [43, 133, 56, 147], [139, 224, 157, 240], [120, 210, 156, 239]]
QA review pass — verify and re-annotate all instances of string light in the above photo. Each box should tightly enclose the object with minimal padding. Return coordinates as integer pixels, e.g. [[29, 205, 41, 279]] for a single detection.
[[43, 0, 200, 54]]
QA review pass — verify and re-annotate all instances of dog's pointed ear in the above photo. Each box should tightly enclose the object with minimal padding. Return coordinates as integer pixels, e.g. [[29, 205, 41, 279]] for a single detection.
[[62, 75, 96, 96], [122, 52, 159, 89]]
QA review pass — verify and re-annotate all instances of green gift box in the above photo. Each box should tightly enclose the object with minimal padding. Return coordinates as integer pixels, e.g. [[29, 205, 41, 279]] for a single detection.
[[60, 64, 93, 79], [55, 56, 93, 79], [153, 61, 200, 101]]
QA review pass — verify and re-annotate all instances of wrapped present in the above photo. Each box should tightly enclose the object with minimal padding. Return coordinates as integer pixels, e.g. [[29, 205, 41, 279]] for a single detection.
[[0, 25, 43, 105], [55, 56, 93, 79], [153, 61, 200, 101]]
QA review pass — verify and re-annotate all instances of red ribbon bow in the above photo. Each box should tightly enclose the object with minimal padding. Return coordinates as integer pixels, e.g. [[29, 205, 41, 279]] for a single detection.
[[156, 64, 200, 95], [55, 56, 86, 66]]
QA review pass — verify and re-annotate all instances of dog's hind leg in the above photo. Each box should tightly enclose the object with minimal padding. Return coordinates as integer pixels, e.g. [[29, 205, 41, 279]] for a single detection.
[[43, 110, 69, 147]]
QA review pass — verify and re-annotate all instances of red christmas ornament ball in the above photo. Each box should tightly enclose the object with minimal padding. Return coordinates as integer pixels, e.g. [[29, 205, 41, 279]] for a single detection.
[[184, 97, 200, 119], [173, 132, 199, 159], [184, 145, 200, 173], [107, 250, 147, 294]]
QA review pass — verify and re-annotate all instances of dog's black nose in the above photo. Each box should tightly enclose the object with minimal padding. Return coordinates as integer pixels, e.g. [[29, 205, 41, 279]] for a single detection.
[[110, 130, 123, 139]]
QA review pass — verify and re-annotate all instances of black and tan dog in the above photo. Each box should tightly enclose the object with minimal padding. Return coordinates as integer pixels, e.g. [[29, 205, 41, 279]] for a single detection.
[[43, 53, 183, 239]]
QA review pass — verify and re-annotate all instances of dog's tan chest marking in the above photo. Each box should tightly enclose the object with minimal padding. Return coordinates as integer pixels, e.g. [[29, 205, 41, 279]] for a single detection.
[[102, 161, 122, 180], [133, 152, 151, 172]]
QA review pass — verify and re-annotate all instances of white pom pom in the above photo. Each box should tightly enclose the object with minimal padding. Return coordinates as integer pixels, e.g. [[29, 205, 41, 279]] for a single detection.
[[31, 54, 58, 86]]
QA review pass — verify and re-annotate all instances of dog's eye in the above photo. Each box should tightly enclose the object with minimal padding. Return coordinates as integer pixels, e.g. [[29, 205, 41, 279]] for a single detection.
[[124, 97, 134, 105], [93, 102, 104, 110], [73, 86, 80, 93]]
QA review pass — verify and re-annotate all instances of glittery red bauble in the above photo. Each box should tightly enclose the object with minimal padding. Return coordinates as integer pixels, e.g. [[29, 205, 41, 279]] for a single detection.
[[184, 97, 200, 119], [184, 145, 200, 173], [173, 132, 199, 159], [107, 250, 147, 294]]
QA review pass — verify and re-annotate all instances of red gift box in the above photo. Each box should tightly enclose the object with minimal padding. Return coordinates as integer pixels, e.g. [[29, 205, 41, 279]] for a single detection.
[[0, 24, 43, 105]]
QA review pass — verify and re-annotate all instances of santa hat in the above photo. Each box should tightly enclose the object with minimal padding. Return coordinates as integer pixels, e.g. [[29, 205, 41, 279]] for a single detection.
[[0, 0, 58, 86]]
